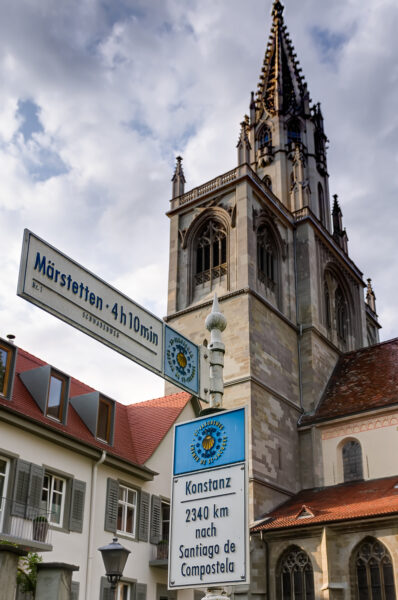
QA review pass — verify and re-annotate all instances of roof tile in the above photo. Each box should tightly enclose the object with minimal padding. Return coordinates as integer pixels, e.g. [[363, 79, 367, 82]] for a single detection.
[[0, 346, 192, 468], [252, 476, 398, 532], [302, 338, 398, 424]]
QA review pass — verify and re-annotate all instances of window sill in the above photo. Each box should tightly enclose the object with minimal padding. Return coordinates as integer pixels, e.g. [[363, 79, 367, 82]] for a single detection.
[[116, 531, 138, 543], [49, 524, 70, 534]]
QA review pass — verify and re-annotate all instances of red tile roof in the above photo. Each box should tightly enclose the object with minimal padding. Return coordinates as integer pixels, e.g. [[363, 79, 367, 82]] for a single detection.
[[127, 393, 195, 464], [1, 345, 192, 469], [251, 476, 398, 532], [302, 338, 398, 424]]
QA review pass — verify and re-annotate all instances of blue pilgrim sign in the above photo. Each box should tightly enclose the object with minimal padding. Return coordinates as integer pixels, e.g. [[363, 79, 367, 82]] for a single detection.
[[173, 407, 246, 476]]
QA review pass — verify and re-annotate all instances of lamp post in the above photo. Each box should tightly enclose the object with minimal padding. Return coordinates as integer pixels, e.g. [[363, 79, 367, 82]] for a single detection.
[[98, 537, 130, 599]]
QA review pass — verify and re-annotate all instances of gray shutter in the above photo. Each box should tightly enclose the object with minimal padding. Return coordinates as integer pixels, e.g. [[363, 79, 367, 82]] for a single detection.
[[150, 495, 161, 544], [26, 463, 44, 518], [71, 581, 80, 600], [138, 490, 150, 541], [69, 479, 86, 532], [136, 583, 147, 600], [11, 459, 31, 517], [104, 478, 119, 533], [99, 576, 113, 600]]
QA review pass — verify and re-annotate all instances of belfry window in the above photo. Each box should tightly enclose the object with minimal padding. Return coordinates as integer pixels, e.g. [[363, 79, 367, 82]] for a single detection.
[[287, 119, 301, 145], [318, 183, 325, 224], [258, 125, 271, 149], [324, 282, 331, 329], [342, 440, 363, 482], [335, 286, 348, 341], [257, 225, 276, 289], [277, 546, 315, 600], [195, 220, 227, 286], [354, 539, 396, 600]]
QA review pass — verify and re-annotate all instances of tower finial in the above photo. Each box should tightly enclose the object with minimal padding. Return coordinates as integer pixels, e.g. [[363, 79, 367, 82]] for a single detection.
[[272, 0, 284, 19], [171, 155, 186, 199]]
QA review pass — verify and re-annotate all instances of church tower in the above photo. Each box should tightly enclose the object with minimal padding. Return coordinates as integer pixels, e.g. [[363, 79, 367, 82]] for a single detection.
[[165, 1, 380, 521]]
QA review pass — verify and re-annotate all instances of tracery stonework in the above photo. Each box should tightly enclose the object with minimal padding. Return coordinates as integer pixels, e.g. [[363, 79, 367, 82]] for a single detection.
[[321, 413, 398, 440]]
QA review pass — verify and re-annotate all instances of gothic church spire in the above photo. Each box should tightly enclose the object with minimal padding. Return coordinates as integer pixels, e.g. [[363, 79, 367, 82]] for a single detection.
[[256, 0, 309, 117]]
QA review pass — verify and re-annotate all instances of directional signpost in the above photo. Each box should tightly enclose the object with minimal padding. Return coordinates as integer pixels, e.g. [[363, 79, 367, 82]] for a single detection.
[[17, 229, 209, 401], [169, 407, 249, 591], [17, 229, 246, 599]]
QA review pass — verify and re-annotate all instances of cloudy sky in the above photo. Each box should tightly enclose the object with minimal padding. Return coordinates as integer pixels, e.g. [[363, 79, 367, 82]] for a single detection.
[[1, 0, 397, 404]]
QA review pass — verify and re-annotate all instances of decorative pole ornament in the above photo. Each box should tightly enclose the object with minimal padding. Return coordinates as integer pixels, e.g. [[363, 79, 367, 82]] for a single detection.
[[205, 294, 227, 410]]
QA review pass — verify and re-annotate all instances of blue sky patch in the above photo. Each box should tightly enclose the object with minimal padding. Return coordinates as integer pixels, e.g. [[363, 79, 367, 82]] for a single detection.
[[101, 0, 145, 28], [311, 26, 348, 64], [26, 147, 69, 182], [17, 99, 44, 142]]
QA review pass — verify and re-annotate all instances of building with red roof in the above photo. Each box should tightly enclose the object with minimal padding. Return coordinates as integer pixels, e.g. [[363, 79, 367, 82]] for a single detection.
[[0, 339, 203, 600]]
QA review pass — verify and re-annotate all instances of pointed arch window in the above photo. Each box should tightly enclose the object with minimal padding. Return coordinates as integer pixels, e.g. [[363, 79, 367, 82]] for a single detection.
[[335, 286, 348, 341], [318, 183, 325, 224], [342, 440, 363, 482], [287, 119, 301, 145], [258, 125, 272, 149], [314, 130, 325, 158], [277, 546, 315, 600], [195, 220, 227, 286], [324, 282, 331, 329], [354, 539, 396, 600], [257, 225, 277, 290]]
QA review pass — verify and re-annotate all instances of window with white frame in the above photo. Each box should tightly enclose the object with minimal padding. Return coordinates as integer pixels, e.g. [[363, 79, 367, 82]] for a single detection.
[[117, 484, 137, 537], [0, 456, 10, 531], [41, 472, 66, 526], [117, 582, 132, 600]]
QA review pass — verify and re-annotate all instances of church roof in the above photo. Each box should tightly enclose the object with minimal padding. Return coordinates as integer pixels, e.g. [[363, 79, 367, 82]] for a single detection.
[[256, 0, 309, 116], [251, 476, 398, 532], [301, 338, 398, 424], [1, 345, 193, 468]]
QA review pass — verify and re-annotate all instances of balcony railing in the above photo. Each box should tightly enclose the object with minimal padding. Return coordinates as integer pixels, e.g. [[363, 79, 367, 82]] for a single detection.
[[0, 497, 53, 548], [149, 538, 169, 567]]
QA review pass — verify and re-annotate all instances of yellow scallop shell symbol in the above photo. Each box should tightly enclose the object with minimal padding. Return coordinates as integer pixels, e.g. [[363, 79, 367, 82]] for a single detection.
[[202, 434, 215, 450], [177, 352, 187, 368]]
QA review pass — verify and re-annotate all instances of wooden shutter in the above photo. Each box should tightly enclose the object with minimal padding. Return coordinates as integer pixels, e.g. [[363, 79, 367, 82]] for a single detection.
[[99, 576, 113, 600], [27, 463, 44, 518], [104, 478, 119, 533], [135, 583, 147, 600], [149, 495, 161, 544], [11, 459, 31, 517], [71, 581, 80, 600], [138, 490, 150, 541], [69, 479, 86, 532]]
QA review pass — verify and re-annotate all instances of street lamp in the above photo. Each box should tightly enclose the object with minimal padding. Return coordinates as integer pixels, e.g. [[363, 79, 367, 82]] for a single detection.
[[98, 537, 130, 597]]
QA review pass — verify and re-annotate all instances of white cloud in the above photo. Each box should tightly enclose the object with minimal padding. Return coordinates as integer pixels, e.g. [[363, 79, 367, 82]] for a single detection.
[[0, 0, 397, 402]]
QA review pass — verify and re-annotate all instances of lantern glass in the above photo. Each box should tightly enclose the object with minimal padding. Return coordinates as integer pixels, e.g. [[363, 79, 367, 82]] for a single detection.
[[98, 537, 130, 579]]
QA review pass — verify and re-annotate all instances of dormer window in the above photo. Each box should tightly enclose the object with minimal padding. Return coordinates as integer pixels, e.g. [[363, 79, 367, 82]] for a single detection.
[[97, 396, 112, 443], [70, 391, 115, 445], [20, 363, 70, 424], [0, 342, 13, 397], [46, 372, 66, 421]]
